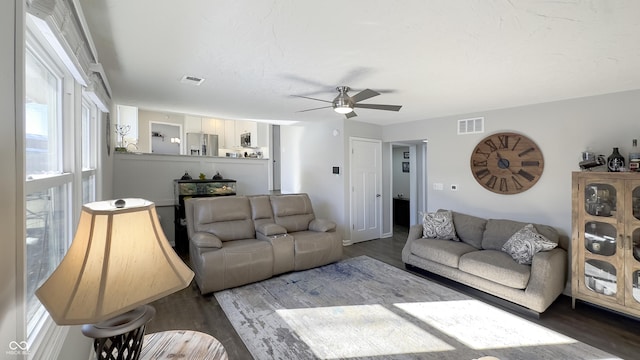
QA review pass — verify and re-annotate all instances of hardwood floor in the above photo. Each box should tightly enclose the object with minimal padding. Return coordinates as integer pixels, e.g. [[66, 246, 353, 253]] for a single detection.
[[147, 226, 640, 359]]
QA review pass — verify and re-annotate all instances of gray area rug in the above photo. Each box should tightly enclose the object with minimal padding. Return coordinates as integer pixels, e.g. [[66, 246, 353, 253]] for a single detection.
[[215, 256, 619, 360]]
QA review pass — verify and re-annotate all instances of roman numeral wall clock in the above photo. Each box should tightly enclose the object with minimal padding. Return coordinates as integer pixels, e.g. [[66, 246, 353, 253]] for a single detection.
[[470, 132, 544, 194]]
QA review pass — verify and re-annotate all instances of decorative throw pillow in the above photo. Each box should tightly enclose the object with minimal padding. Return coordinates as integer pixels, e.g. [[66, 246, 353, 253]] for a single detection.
[[502, 224, 557, 265], [421, 210, 457, 240]]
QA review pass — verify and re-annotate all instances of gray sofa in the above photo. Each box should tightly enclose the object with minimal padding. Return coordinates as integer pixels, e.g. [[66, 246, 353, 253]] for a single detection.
[[402, 210, 568, 313], [184, 193, 343, 294]]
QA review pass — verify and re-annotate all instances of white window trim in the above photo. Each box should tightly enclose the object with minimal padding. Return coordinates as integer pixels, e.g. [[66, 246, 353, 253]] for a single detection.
[[24, 15, 79, 360]]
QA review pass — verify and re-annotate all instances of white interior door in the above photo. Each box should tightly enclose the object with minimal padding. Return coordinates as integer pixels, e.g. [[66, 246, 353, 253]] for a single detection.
[[350, 137, 382, 243]]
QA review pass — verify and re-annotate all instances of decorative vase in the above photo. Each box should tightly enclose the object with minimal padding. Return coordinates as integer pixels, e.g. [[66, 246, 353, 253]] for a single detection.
[[180, 172, 192, 180], [607, 147, 625, 172]]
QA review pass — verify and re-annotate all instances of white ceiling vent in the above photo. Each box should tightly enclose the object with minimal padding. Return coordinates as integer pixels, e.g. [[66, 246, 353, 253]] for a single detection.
[[458, 117, 484, 135], [180, 75, 205, 86]]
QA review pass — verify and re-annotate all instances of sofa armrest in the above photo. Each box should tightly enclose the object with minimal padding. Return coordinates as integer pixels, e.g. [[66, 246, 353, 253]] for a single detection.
[[525, 247, 567, 308], [256, 223, 288, 236], [191, 232, 222, 249], [309, 219, 336, 232], [401, 223, 424, 263]]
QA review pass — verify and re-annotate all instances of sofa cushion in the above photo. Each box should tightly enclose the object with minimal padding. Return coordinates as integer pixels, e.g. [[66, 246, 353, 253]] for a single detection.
[[421, 210, 457, 240], [193, 196, 255, 241], [195, 196, 252, 223], [459, 250, 531, 289], [410, 238, 477, 268], [502, 224, 558, 265], [451, 211, 487, 249], [271, 194, 316, 232], [482, 219, 559, 251], [292, 230, 342, 271]]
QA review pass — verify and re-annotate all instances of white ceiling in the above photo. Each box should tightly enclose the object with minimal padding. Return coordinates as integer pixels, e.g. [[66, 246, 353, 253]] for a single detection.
[[78, 0, 640, 126]]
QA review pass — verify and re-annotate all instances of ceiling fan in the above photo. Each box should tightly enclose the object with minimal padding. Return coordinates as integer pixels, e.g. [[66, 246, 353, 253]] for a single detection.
[[293, 86, 402, 119]]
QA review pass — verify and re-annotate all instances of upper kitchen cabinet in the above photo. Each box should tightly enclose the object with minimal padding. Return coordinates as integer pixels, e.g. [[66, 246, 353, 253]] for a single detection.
[[184, 115, 202, 133], [234, 120, 268, 148]]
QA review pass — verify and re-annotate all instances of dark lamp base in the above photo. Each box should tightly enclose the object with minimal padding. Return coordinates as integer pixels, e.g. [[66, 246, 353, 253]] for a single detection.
[[81, 305, 156, 360]]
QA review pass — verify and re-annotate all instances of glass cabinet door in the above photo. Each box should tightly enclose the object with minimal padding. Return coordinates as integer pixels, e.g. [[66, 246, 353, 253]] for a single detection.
[[580, 180, 623, 301], [625, 181, 640, 308], [584, 220, 617, 297], [584, 183, 616, 217]]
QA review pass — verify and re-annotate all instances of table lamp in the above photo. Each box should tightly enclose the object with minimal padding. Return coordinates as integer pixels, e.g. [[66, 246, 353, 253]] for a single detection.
[[35, 198, 194, 360]]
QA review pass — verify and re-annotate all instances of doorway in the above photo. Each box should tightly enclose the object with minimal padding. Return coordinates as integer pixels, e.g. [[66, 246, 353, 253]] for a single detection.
[[389, 141, 428, 229], [392, 145, 411, 229], [150, 122, 182, 155]]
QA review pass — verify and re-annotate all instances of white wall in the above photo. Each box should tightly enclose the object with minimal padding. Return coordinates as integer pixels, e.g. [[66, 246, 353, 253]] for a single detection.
[[383, 89, 640, 243], [280, 118, 347, 237]]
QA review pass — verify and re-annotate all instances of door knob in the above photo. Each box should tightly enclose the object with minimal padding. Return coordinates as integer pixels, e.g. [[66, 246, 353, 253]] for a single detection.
[[376, 194, 381, 197]]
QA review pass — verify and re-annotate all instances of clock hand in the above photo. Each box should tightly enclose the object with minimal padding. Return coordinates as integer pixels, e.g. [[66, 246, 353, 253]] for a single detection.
[[495, 152, 512, 170]]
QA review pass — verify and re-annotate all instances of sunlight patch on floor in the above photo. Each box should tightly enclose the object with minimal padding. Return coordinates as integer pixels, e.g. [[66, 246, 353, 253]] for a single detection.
[[395, 300, 576, 350], [277, 304, 454, 359]]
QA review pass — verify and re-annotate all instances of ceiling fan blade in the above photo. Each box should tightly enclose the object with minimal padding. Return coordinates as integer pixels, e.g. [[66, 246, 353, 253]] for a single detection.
[[281, 73, 330, 89], [350, 89, 380, 103], [296, 105, 333, 113], [345, 111, 358, 119], [291, 95, 332, 103], [353, 103, 402, 111]]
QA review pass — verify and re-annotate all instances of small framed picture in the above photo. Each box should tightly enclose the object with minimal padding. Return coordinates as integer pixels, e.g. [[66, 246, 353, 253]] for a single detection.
[[402, 162, 410, 173], [403, 151, 409, 159]]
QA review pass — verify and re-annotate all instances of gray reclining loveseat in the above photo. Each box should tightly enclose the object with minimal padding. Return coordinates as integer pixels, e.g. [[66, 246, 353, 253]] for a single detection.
[[184, 193, 343, 294]]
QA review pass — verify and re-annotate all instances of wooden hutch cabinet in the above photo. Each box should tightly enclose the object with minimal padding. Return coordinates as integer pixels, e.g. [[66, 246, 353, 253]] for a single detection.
[[571, 171, 640, 318]]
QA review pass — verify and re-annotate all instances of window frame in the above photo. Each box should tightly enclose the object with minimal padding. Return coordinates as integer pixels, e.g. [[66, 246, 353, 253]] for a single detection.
[[23, 12, 96, 358]]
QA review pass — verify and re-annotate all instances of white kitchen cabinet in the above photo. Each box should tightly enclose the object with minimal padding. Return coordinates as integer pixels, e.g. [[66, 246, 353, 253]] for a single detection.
[[215, 119, 226, 147], [201, 118, 216, 134], [184, 115, 202, 133], [224, 120, 237, 148], [256, 122, 269, 147]]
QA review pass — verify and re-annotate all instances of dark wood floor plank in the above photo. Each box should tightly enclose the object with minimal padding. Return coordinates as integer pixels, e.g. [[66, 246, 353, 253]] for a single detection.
[[147, 226, 640, 359]]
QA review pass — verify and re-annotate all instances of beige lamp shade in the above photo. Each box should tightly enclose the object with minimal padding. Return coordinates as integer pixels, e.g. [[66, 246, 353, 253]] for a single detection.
[[36, 198, 194, 325]]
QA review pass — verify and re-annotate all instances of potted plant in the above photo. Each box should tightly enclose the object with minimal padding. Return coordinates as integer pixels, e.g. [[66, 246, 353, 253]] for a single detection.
[[114, 124, 130, 152]]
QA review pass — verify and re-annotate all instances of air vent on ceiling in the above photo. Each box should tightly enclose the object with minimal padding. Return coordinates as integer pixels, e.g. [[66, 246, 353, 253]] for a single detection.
[[180, 75, 205, 86], [458, 117, 484, 135]]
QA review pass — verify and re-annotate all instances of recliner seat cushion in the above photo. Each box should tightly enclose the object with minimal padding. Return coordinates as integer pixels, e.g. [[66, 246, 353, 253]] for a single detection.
[[458, 250, 531, 289], [410, 238, 477, 268], [291, 231, 342, 271], [196, 239, 274, 292]]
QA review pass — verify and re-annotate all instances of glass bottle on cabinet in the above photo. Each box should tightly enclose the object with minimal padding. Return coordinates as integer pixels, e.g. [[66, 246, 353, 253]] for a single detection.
[[572, 172, 640, 318]]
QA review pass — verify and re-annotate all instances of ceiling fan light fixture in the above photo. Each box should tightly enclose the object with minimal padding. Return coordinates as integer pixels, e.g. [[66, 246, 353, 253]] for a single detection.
[[333, 88, 353, 114], [334, 105, 353, 114]]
